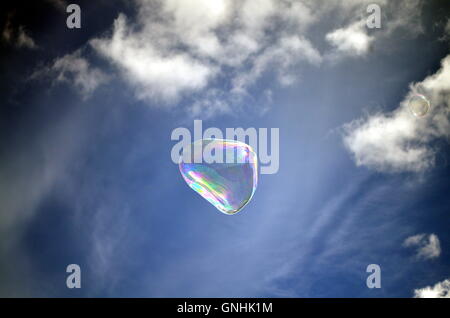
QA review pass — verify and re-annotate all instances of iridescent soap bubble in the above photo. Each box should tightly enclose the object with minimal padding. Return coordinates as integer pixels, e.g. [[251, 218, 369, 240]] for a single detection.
[[179, 139, 258, 215], [408, 94, 430, 118]]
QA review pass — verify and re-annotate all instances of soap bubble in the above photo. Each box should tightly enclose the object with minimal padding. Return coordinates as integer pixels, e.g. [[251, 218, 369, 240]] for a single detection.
[[179, 139, 258, 215], [408, 94, 430, 118]]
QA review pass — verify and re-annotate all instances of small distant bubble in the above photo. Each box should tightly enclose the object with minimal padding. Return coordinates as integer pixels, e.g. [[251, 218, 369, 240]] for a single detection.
[[408, 94, 430, 118]]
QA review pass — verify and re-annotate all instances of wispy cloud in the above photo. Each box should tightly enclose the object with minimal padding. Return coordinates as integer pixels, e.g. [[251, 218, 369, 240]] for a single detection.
[[0, 103, 95, 296], [232, 35, 321, 91], [86, 204, 134, 295], [31, 50, 109, 99], [1, 14, 37, 49], [414, 278, 450, 298], [403, 234, 441, 260]]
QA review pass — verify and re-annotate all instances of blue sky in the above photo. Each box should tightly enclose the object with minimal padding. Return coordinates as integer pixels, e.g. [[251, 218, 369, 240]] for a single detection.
[[0, 0, 450, 297]]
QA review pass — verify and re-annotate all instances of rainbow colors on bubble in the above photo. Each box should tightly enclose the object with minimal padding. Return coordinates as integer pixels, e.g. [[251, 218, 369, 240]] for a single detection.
[[179, 139, 258, 215]]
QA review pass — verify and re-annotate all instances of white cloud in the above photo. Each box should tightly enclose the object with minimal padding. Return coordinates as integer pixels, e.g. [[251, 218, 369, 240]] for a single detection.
[[403, 234, 441, 260], [326, 21, 374, 57], [91, 13, 216, 104], [343, 55, 450, 172], [32, 50, 109, 98], [81, 0, 426, 115], [343, 108, 434, 172], [162, 0, 231, 58], [414, 278, 450, 298], [90, 0, 324, 110]]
